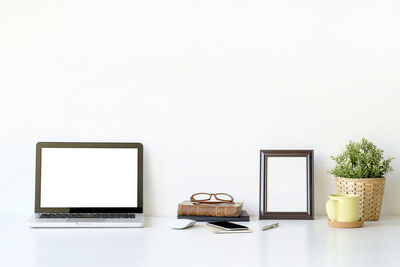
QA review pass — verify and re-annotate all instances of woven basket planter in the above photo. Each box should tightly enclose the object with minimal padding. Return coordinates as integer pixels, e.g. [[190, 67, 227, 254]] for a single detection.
[[336, 177, 385, 221]]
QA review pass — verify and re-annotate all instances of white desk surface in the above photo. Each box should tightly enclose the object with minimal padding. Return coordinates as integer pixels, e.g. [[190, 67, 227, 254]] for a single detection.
[[1, 214, 399, 267]]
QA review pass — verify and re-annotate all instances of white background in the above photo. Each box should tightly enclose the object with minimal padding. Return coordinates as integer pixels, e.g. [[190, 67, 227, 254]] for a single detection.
[[40, 148, 138, 207], [267, 157, 307, 212], [0, 0, 399, 216]]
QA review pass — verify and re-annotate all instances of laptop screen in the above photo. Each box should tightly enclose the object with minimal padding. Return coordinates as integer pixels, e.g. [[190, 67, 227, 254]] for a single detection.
[[39, 147, 139, 208]]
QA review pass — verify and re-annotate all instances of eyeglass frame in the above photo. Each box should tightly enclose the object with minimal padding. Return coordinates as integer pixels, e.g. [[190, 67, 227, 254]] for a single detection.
[[190, 193, 235, 204]]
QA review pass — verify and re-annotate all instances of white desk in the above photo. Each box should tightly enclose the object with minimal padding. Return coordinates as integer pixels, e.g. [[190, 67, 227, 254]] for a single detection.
[[1, 214, 399, 267]]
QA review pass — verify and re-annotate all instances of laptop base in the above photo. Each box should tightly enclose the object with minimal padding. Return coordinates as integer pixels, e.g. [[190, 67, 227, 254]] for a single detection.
[[26, 213, 145, 228]]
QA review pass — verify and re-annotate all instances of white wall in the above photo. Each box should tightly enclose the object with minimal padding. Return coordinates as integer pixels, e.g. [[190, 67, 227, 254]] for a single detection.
[[1, 0, 400, 216]]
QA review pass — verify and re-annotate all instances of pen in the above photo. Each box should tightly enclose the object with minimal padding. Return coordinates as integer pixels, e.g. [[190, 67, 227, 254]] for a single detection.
[[261, 223, 279, 231]]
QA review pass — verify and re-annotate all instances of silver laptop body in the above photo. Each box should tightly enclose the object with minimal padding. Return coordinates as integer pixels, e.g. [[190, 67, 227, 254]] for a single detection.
[[27, 142, 144, 228]]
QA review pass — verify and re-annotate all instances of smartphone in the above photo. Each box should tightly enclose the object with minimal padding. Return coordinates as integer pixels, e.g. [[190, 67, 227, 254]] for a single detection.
[[207, 221, 249, 231]]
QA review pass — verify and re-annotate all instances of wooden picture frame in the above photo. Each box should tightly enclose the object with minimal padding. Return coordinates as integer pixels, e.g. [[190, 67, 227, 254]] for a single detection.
[[259, 150, 314, 220]]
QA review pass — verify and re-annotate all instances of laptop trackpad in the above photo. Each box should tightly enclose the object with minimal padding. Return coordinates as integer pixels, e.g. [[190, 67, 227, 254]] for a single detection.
[[67, 218, 105, 223]]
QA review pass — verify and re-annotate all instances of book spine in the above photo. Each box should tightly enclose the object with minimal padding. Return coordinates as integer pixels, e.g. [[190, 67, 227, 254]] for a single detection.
[[178, 204, 241, 217], [177, 215, 249, 222]]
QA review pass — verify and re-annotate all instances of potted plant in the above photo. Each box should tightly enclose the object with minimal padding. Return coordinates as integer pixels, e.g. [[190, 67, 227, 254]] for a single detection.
[[328, 138, 394, 221]]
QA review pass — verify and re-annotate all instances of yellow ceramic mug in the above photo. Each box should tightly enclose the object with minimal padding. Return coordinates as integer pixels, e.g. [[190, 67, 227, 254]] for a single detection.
[[326, 194, 360, 222]]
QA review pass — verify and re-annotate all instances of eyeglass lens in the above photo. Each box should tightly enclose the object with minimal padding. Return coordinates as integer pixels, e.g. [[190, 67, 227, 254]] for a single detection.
[[215, 193, 232, 201], [192, 193, 211, 201]]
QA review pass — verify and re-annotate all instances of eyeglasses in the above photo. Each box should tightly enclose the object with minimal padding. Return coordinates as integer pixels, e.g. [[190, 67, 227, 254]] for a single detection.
[[190, 193, 234, 204]]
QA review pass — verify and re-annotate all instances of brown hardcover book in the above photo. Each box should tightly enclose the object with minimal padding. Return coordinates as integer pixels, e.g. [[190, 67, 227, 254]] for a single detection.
[[177, 201, 243, 217]]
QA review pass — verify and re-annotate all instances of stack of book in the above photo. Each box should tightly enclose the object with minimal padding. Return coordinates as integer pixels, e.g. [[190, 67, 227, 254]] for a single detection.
[[177, 201, 249, 222]]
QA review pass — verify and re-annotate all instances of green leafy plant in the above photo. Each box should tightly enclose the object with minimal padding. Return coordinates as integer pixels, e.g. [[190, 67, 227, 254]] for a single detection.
[[328, 138, 394, 178]]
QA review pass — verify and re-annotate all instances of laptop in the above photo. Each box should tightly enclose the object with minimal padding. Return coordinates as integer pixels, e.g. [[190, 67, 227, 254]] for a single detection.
[[27, 142, 144, 228]]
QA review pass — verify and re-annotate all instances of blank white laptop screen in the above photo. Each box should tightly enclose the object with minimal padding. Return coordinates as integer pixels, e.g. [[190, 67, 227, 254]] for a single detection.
[[40, 148, 138, 208]]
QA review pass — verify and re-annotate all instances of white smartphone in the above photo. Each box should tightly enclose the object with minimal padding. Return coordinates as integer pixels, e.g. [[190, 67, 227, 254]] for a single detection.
[[207, 221, 249, 231]]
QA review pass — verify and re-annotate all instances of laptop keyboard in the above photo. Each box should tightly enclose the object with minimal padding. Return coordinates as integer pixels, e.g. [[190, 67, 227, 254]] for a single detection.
[[39, 213, 136, 219]]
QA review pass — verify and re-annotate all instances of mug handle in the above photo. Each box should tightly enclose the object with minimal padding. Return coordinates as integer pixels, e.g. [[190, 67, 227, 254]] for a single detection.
[[326, 199, 337, 221]]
